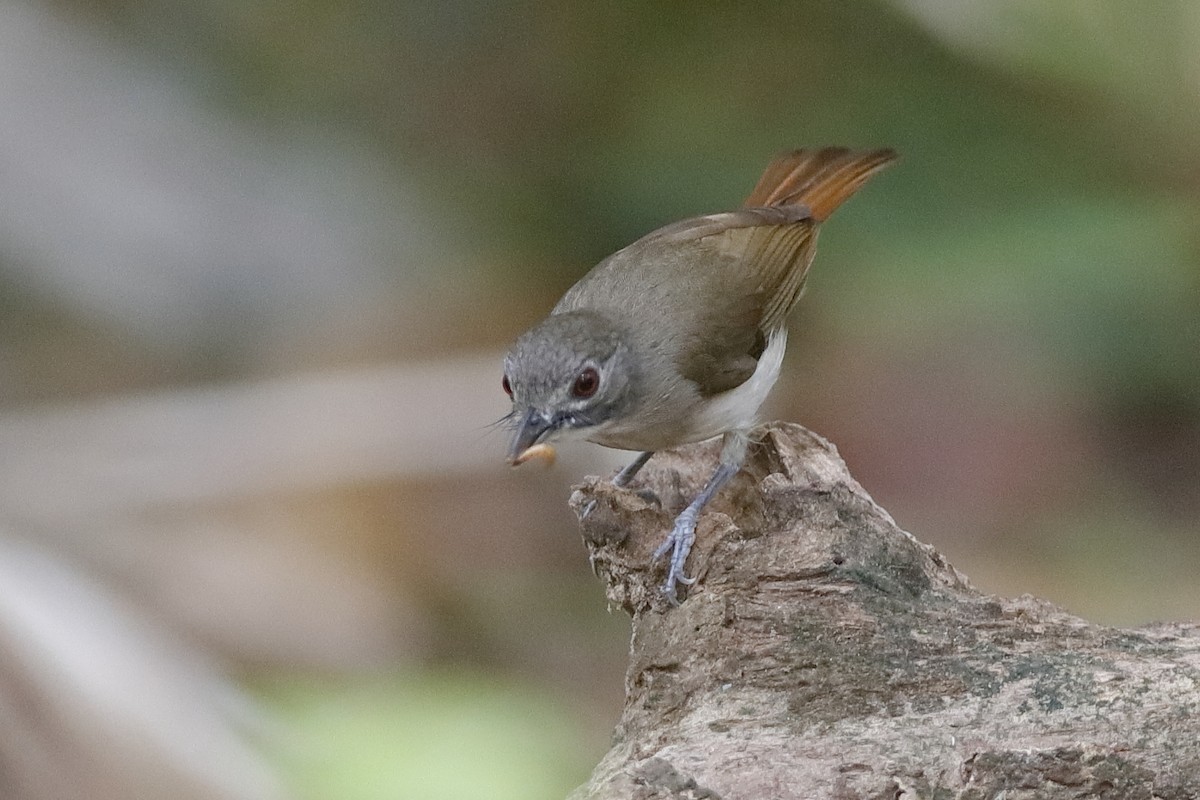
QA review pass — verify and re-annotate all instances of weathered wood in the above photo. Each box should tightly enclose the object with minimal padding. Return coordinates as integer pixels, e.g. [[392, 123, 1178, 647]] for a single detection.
[[570, 423, 1200, 799]]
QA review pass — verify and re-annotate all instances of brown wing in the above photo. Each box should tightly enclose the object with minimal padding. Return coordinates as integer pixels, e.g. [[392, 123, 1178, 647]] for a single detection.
[[667, 213, 818, 395], [672, 149, 896, 395], [562, 149, 895, 397]]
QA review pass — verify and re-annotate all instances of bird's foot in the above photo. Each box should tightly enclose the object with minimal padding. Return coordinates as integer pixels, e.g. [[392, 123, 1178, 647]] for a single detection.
[[635, 488, 662, 508], [580, 452, 657, 521], [653, 507, 699, 605], [581, 499, 598, 520], [580, 487, 661, 522]]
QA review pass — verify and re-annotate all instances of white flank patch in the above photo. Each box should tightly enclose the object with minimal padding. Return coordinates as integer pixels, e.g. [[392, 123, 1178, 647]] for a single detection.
[[687, 326, 787, 441]]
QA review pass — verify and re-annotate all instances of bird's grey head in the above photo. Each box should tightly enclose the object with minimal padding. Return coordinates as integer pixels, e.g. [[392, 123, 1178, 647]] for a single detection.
[[502, 310, 636, 464]]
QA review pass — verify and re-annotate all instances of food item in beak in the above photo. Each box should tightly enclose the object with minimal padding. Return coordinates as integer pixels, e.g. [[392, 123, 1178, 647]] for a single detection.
[[512, 442, 557, 467]]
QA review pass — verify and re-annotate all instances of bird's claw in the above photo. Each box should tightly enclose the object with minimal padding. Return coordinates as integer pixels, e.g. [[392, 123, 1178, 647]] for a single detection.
[[580, 499, 598, 520], [654, 508, 699, 604], [635, 488, 662, 508]]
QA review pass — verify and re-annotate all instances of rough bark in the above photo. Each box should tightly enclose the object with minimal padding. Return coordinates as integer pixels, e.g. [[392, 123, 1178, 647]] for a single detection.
[[568, 423, 1200, 800]]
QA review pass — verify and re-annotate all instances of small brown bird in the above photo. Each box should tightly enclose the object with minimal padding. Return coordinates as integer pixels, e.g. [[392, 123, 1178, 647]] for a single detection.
[[503, 148, 896, 603]]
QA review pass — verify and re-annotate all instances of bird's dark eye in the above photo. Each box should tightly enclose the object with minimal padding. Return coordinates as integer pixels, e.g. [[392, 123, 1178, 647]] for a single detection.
[[501, 374, 513, 397], [571, 367, 600, 399]]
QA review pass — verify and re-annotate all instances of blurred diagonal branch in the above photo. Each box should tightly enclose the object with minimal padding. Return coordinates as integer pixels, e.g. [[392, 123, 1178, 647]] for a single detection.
[[0, 354, 513, 799], [0, 354, 508, 526], [0, 535, 285, 800]]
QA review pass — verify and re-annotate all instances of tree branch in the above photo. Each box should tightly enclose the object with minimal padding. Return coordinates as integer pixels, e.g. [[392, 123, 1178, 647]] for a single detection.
[[569, 423, 1200, 800]]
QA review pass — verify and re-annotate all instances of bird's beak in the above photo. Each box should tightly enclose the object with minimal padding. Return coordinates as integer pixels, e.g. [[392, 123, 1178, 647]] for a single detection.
[[507, 408, 555, 466]]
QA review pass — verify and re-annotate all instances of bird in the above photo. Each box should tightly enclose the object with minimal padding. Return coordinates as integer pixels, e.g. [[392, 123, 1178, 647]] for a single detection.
[[502, 147, 896, 603]]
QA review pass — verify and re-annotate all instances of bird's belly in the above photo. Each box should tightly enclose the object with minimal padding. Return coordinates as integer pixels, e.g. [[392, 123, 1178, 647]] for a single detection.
[[587, 327, 787, 452]]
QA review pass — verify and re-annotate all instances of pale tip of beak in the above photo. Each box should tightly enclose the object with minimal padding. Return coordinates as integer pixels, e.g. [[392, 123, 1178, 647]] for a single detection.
[[510, 443, 557, 468]]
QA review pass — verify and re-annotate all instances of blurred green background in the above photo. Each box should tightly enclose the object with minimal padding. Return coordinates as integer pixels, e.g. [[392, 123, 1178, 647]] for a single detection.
[[2, 1, 1198, 798]]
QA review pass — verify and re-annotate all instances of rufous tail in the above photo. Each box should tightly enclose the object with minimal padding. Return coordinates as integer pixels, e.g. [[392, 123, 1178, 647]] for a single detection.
[[744, 147, 897, 221]]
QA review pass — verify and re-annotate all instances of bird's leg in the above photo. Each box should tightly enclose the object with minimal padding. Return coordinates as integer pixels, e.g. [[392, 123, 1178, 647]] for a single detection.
[[581, 451, 656, 520], [613, 450, 654, 488], [654, 430, 749, 604]]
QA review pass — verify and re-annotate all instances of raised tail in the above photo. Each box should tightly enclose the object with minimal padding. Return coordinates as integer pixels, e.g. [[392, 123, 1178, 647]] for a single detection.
[[744, 147, 897, 221]]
